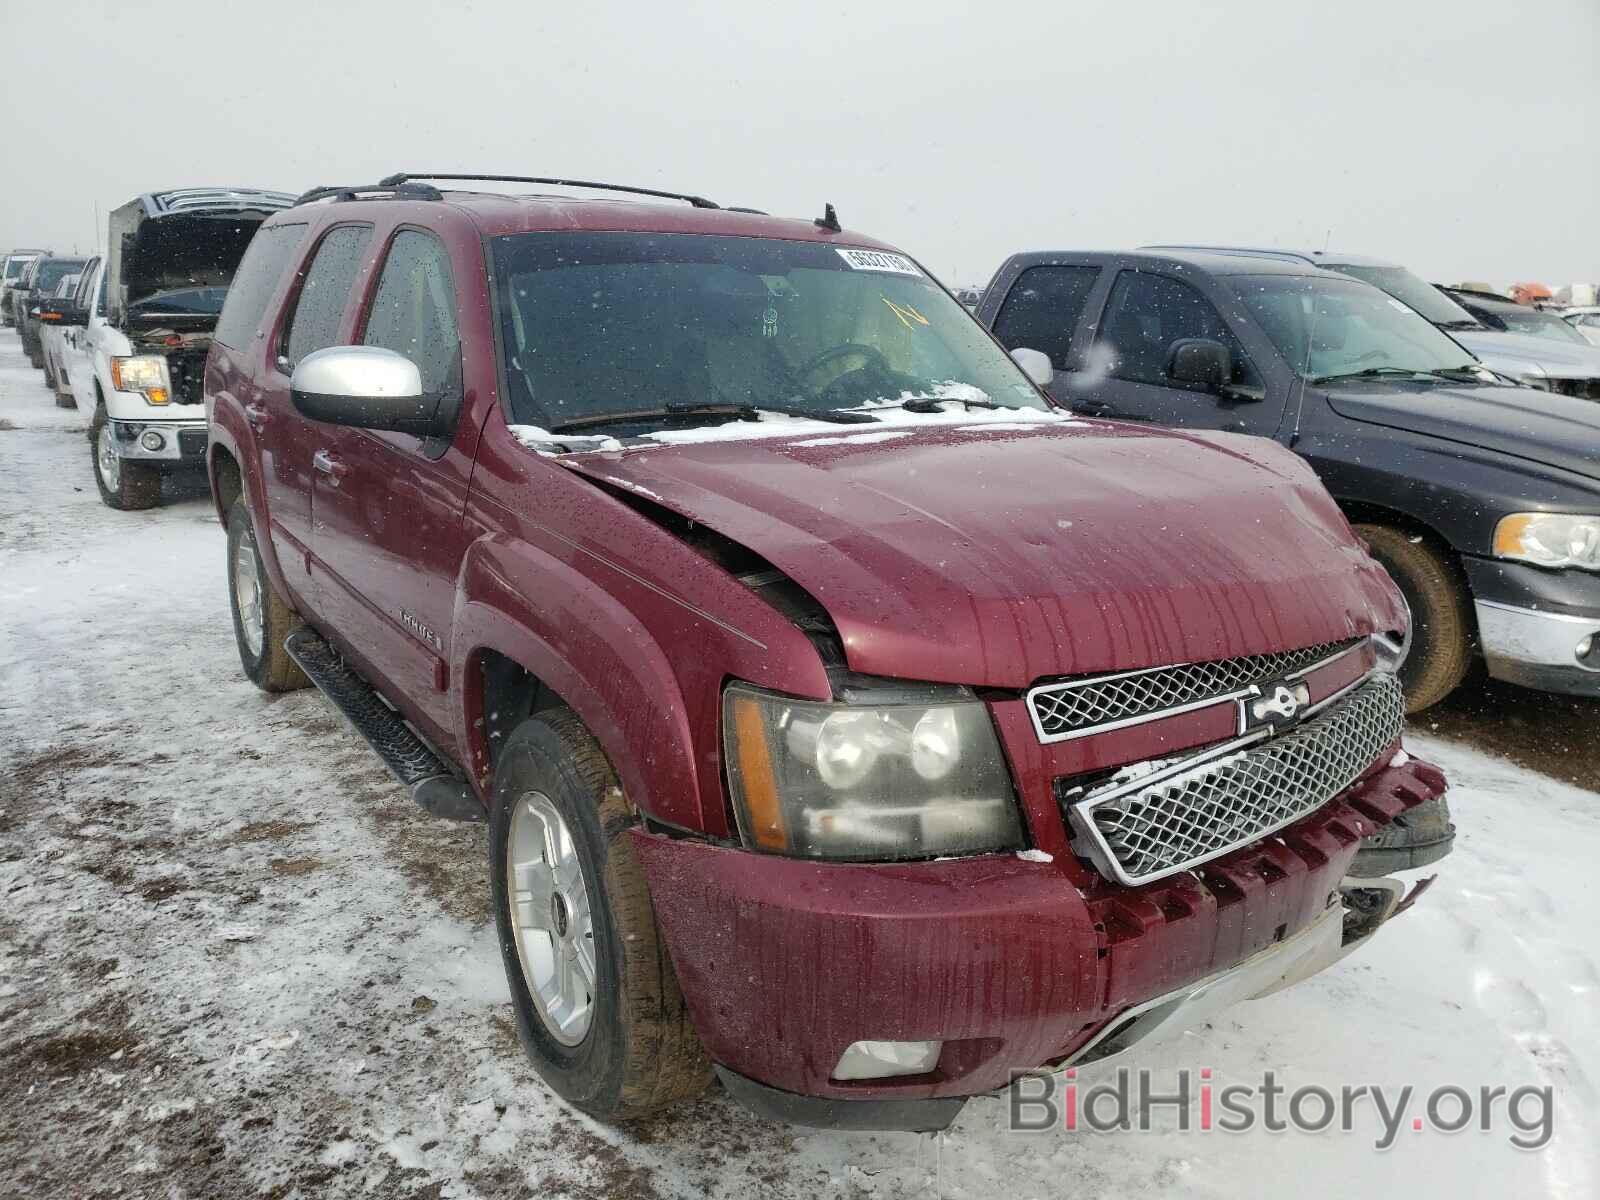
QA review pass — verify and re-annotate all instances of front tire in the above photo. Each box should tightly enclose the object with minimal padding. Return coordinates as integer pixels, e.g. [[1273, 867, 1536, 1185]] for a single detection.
[[1355, 523, 1473, 712], [490, 712, 710, 1121], [226, 497, 308, 692], [89, 407, 161, 510]]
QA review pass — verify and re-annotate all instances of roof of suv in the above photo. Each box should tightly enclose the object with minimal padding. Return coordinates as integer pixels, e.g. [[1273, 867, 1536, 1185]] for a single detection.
[[1009, 248, 1322, 277], [1141, 244, 1398, 270], [284, 177, 899, 251]]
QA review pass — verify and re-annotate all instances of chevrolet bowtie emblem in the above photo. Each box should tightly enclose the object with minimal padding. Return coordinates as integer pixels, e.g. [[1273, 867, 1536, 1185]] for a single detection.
[[1248, 680, 1311, 728]]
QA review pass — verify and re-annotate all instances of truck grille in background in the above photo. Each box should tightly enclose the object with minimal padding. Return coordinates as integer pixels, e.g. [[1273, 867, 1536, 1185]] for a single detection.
[[1546, 378, 1600, 401], [1065, 673, 1404, 885], [1027, 638, 1361, 741]]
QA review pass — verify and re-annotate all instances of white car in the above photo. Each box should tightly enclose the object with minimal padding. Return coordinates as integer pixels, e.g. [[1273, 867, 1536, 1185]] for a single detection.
[[1564, 306, 1600, 347], [52, 188, 294, 509]]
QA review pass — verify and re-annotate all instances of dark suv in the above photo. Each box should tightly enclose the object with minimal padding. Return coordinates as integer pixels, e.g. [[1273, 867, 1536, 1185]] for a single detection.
[[979, 250, 1600, 709], [14, 254, 89, 367], [206, 177, 1444, 1130]]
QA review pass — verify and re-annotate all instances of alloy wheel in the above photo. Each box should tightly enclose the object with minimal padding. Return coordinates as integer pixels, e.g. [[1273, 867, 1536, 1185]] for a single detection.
[[506, 790, 596, 1046]]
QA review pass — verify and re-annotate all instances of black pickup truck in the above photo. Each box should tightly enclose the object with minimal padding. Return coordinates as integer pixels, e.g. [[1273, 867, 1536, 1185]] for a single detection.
[[977, 249, 1600, 710]]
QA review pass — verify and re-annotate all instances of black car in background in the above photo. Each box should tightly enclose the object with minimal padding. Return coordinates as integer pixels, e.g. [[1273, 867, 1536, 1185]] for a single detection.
[[977, 250, 1600, 710], [1446, 288, 1600, 355], [13, 254, 89, 367]]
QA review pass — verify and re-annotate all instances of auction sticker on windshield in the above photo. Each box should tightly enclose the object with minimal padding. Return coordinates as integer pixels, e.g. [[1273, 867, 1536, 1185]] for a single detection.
[[836, 248, 922, 276]]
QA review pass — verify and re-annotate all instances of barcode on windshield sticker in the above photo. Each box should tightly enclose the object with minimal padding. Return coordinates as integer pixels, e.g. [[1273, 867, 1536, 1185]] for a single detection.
[[836, 248, 922, 276]]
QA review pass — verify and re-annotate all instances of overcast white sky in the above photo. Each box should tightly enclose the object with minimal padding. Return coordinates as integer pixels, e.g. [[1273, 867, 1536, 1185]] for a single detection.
[[2, 1, 1595, 287]]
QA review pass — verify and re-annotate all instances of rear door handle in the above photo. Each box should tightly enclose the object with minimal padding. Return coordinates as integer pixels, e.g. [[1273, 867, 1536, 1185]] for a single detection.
[[244, 403, 270, 429], [312, 449, 350, 482]]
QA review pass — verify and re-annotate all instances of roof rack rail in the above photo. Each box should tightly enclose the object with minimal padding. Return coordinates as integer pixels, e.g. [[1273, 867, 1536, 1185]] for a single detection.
[[377, 173, 719, 209], [293, 181, 444, 207]]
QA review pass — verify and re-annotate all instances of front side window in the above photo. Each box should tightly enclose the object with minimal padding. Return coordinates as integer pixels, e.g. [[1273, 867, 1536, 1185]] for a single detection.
[[215, 223, 307, 349], [991, 265, 1101, 369], [1230, 274, 1481, 382], [1098, 271, 1257, 388], [35, 259, 85, 292], [362, 231, 460, 394], [281, 225, 371, 367], [74, 262, 99, 307], [490, 232, 1046, 431]]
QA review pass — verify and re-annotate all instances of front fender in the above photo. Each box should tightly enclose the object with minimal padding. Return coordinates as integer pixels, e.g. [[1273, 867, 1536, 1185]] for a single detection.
[[453, 533, 706, 833]]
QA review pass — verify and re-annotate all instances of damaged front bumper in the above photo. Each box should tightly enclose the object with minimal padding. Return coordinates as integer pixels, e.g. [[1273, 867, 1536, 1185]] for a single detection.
[[636, 757, 1449, 1132]]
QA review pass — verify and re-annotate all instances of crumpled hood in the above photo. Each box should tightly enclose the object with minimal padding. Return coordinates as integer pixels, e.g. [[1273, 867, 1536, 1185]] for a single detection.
[[1455, 328, 1600, 378], [1325, 382, 1600, 483], [561, 420, 1404, 688]]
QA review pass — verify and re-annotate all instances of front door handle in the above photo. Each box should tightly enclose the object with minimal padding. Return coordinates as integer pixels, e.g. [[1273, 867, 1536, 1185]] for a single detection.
[[244, 403, 270, 429], [312, 449, 350, 483]]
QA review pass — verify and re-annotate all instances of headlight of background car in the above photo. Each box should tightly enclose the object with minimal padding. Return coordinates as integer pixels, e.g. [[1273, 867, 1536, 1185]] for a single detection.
[[723, 683, 1024, 860], [1493, 513, 1600, 571], [110, 355, 171, 405]]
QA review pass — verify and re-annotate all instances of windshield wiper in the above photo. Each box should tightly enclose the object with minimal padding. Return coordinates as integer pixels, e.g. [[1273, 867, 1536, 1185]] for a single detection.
[[1309, 366, 1483, 385], [890, 396, 1004, 413], [549, 401, 873, 433]]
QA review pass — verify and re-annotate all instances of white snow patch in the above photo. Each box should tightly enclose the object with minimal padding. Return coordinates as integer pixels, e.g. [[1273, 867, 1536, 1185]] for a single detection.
[[793, 430, 913, 447], [1014, 848, 1054, 863], [506, 424, 623, 454]]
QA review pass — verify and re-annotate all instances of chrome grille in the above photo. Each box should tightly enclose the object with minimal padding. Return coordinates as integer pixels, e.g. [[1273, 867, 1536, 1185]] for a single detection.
[[1027, 639, 1361, 742], [1067, 673, 1403, 885]]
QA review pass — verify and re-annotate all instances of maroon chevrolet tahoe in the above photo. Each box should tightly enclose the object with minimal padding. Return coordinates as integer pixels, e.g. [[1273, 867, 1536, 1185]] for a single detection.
[[205, 173, 1448, 1131]]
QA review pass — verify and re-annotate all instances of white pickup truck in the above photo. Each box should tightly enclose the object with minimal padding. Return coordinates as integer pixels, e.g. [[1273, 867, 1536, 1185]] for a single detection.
[[47, 188, 294, 508]]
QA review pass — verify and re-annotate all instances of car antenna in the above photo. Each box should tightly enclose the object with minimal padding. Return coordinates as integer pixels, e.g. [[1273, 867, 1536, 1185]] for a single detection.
[[814, 202, 841, 233]]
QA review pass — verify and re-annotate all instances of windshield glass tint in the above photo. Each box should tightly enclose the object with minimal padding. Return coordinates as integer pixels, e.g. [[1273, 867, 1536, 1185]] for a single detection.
[[36, 260, 85, 291], [128, 286, 231, 316], [491, 232, 1043, 428], [1323, 264, 1474, 327], [1231, 274, 1479, 379]]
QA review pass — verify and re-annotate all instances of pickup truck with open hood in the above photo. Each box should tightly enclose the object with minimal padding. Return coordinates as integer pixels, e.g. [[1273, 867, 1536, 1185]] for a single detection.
[[43, 188, 293, 509]]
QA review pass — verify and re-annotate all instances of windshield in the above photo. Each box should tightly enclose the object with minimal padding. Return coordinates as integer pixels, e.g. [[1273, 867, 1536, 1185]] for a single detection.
[[1482, 304, 1591, 344], [127, 285, 231, 317], [491, 232, 1044, 431], [3, 258, 33, 282], [35, 259, 86, 291], [1231, 274, 1481, 381], [1322, 264, 1478, 328]]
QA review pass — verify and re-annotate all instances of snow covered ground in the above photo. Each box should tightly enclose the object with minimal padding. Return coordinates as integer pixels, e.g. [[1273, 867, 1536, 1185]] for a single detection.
[[1, 326, 1596, 1198]]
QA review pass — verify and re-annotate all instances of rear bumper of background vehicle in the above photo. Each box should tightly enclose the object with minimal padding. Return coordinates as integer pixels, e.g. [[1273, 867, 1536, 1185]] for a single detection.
[[1476, 599, 1600, 697], [634, 756, 1446, 1130]]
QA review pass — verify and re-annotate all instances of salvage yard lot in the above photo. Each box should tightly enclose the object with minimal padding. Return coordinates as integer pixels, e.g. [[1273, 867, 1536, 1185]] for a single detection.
[[1, 328, 1596, 1198]]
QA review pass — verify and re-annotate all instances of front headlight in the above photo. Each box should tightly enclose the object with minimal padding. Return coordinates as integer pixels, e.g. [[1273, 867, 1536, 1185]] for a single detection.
[[110, 355, 171, 405], [722, 683, 1024, 860], [1493, 512, 1600, 571]]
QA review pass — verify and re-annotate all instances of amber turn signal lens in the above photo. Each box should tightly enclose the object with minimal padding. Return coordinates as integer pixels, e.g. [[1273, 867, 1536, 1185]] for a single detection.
[[730, 694, 788, 850]]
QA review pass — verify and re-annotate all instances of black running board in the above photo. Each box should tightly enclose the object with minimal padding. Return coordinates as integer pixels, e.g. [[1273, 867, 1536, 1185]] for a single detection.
[[285, 629, 484, 822]]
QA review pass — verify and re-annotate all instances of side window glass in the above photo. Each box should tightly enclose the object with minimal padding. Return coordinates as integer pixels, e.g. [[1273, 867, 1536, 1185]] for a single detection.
[[362, 231, 461, 395], [991, 266, 1101, 369], [1099, 271, 1257, 388], [215, 223, 308, 349], [281, 225, 372, 367], [75, 262, 98, 307], [95, 267, 108, 315]]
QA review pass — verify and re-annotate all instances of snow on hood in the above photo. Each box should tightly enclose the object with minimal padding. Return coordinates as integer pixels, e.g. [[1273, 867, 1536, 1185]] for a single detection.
[[554, 417, 1404, 687]]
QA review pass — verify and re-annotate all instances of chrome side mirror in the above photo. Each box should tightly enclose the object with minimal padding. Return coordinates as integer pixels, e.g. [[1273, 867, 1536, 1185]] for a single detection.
[[290, 346, 443, 437], [1010, 346, 1054, 388]]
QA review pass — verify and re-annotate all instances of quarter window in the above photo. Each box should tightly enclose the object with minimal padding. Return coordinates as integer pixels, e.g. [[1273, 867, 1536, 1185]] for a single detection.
[[281, 225, 371, 366], [362, 231, 460, 395], [991, 266, 1100, 369], [1099, 271, 1257, 388]]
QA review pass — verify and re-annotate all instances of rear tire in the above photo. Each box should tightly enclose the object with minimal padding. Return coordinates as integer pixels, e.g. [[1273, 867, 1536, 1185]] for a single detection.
[[1355, 523, 1473, 712], [89, 407, 161, 510], [226, 497, 308, 692], [490, 711, 711, 1121]]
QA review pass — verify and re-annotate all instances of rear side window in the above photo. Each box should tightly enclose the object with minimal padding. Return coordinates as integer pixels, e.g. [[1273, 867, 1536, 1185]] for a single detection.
[[991, 266, 1100, 369], [362, 231, 460, 394], [1099, 270, 1257, 388], [281, 226, 372, 367], [215, 223, 307, 349]]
